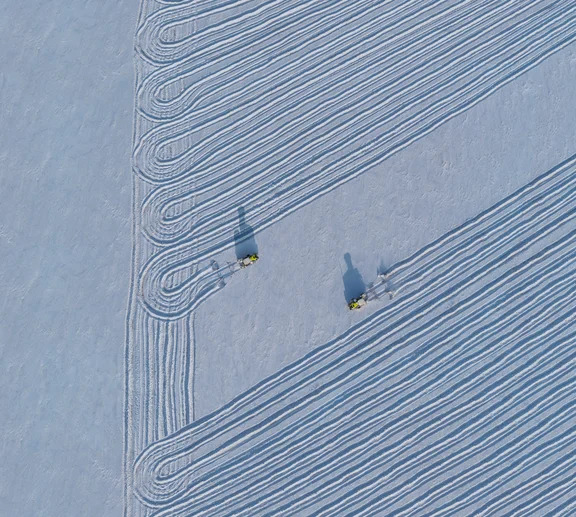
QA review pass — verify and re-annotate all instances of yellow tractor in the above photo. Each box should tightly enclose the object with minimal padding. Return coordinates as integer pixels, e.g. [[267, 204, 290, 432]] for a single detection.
[[238, 253, 259, 269], [348, 293, 368, 310]]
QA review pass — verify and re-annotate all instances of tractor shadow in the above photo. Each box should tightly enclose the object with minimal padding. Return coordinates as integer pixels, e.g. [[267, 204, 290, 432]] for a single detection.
[[342, 253, 366, 302], [234, 206, 259, 259]]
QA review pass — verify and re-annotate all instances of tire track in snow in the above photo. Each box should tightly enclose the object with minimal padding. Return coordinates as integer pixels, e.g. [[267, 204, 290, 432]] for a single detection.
[[134, 158, 576, 468], [137, 1, 576, 318], [147, 144, 576, 319], [214, 270, 576, 516], [138, 0, 564, 194], [136, 0, 560, 207], [131, 169, 576, 514], [469, 454, 576, 516], [125, 0, 576, 514], [144, 264, 576, 516], [136, 232, 576, 516]]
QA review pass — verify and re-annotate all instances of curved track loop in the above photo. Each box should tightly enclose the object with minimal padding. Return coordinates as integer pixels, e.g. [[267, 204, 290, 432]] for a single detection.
[[135, 0, 576, 319], [136, 236, 576, 516], [125, 1, 576, 515], [131, 157, 576, 515]]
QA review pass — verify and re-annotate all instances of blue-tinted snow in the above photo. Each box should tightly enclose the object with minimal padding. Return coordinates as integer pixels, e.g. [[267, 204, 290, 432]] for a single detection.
[[0, 2, 136, 516], [3, 0, 576, 515], [128, 1, 576, 514], [195, 42, 576, 418]]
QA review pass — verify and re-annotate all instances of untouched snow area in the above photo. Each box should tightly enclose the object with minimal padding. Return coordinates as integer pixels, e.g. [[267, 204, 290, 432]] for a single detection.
[[0, 2, 136, 516]]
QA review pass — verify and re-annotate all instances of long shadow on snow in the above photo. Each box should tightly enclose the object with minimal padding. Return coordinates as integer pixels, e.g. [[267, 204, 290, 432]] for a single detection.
[[343, 252, 366, 302], [234, 206, 259, 259]]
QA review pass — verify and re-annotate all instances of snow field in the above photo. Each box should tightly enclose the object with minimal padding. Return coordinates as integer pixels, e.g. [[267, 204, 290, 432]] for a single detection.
[[125, 0, 576, 515], [131, 155, 576, 516]]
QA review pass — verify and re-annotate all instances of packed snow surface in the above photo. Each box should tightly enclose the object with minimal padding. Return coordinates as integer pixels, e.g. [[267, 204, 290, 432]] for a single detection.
[[126, 0, 576, 515]]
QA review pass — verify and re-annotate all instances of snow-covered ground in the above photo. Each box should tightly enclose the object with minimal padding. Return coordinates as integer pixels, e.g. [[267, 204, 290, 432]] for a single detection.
[[195, 42, 576, 417], [0, 2, 137, 516], [3, 0, 576, 515], [128, 0, 576, 515]]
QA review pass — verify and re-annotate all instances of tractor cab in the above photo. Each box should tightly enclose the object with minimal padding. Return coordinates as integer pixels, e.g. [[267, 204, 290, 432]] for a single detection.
[[348, 293, 368, 310], [238, 253, 259, 268]]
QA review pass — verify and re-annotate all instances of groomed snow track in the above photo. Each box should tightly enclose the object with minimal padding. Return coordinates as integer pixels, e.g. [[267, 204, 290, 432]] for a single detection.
[[137, 0, 576, 319], [124, 0, 576, 515]]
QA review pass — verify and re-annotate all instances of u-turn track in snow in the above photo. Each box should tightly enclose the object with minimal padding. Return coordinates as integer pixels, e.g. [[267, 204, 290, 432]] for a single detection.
[[128, 152, 576, 516], [136, 0, 576, 319], [130, 153, 576, 515], [124, 0, 576, 515]]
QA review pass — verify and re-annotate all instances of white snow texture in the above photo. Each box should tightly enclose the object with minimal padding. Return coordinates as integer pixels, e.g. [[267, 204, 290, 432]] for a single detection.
[[1, 0, 576, 516]]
